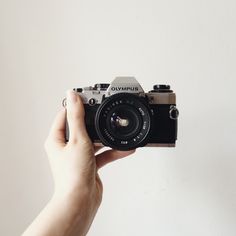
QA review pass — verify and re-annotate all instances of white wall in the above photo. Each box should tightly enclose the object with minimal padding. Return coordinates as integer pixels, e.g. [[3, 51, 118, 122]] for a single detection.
[[0, 0, 236, 235]]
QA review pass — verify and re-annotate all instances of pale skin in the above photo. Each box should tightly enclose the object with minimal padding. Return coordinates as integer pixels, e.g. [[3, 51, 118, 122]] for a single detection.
[[22, 90, 135, 236]]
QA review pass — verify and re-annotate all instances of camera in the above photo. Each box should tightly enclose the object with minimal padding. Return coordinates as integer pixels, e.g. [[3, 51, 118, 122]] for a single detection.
[[64, 77, 179, 151]]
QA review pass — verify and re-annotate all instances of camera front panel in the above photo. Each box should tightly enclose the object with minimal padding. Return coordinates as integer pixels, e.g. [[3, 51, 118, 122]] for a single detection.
[[84, 104, 100, 142], [147, 104, 178, 146]]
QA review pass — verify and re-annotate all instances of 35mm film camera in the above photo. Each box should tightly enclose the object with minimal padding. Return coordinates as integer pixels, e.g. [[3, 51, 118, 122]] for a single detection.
[[64, 77, 179, 151]]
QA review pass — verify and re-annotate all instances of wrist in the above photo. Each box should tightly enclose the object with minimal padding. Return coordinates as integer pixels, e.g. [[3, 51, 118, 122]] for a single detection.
[[42, 189, 97, 236], [52, 184, 100, 213]]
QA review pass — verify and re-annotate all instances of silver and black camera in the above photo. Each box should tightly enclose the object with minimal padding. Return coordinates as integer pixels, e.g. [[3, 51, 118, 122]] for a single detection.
[[64, 77, 179, 151]]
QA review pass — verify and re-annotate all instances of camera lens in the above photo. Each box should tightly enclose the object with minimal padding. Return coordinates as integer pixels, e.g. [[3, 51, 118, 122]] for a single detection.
[[108, 104, 142, 139], [95, 93, 151, 150]]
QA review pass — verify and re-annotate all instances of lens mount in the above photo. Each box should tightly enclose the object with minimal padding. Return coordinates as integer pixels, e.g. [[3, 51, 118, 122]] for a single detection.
[[95, 93, 151, 150]]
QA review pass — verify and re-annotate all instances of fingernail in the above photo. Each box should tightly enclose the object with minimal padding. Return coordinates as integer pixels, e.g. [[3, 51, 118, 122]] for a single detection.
[[66, 90, 77, 103]]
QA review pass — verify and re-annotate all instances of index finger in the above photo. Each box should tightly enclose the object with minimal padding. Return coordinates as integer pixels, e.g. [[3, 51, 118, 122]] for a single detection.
[[48, 109, 66, 146]]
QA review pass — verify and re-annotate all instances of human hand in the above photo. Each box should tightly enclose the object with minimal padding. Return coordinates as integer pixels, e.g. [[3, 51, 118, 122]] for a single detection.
[[42, 90, 135, 235]]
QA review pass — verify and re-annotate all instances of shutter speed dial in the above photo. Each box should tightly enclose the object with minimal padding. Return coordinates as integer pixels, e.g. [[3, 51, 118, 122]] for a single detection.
[[94, 83, 110, 90], [150, 84, 173, 93]]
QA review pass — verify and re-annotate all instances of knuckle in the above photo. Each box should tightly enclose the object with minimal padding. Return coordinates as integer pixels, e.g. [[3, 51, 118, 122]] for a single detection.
[[67, 135, 92, 148], [68, 138, 79, 145], [80, 138, 92, 147]]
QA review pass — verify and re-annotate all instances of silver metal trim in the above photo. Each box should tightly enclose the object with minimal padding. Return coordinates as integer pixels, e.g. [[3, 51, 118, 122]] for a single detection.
[[94, 142, 175, 148], [66, 77, 176, 105], [106, 77, 145, 96], [147, 92, 176, 105], [145, 143, 175, 147]]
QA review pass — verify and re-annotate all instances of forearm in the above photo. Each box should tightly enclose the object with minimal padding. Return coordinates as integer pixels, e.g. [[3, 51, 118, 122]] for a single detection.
[[22, 190, 99, 236]]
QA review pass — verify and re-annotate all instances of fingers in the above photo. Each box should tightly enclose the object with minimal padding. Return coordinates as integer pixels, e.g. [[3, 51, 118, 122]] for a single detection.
[[96, 149, 136, 170], [94, 146, 104, 153], [66, 90, 90, 143], [47, 109, 66, 146]]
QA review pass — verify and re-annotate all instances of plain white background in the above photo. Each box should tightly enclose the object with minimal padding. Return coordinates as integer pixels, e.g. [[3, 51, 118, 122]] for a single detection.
[[0, 0, 236, 235]]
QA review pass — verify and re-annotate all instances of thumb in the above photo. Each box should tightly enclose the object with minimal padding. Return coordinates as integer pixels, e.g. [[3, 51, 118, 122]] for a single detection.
[[96, 149, 136, 169], [66, 90, 89, 143]]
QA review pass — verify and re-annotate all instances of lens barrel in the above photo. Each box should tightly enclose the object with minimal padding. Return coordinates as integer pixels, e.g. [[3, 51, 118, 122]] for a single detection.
[[95, 93, 151, 150]]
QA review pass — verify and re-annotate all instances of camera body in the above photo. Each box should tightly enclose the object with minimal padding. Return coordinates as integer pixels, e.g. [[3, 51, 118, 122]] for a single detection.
[[65, 77, 179, 151]]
